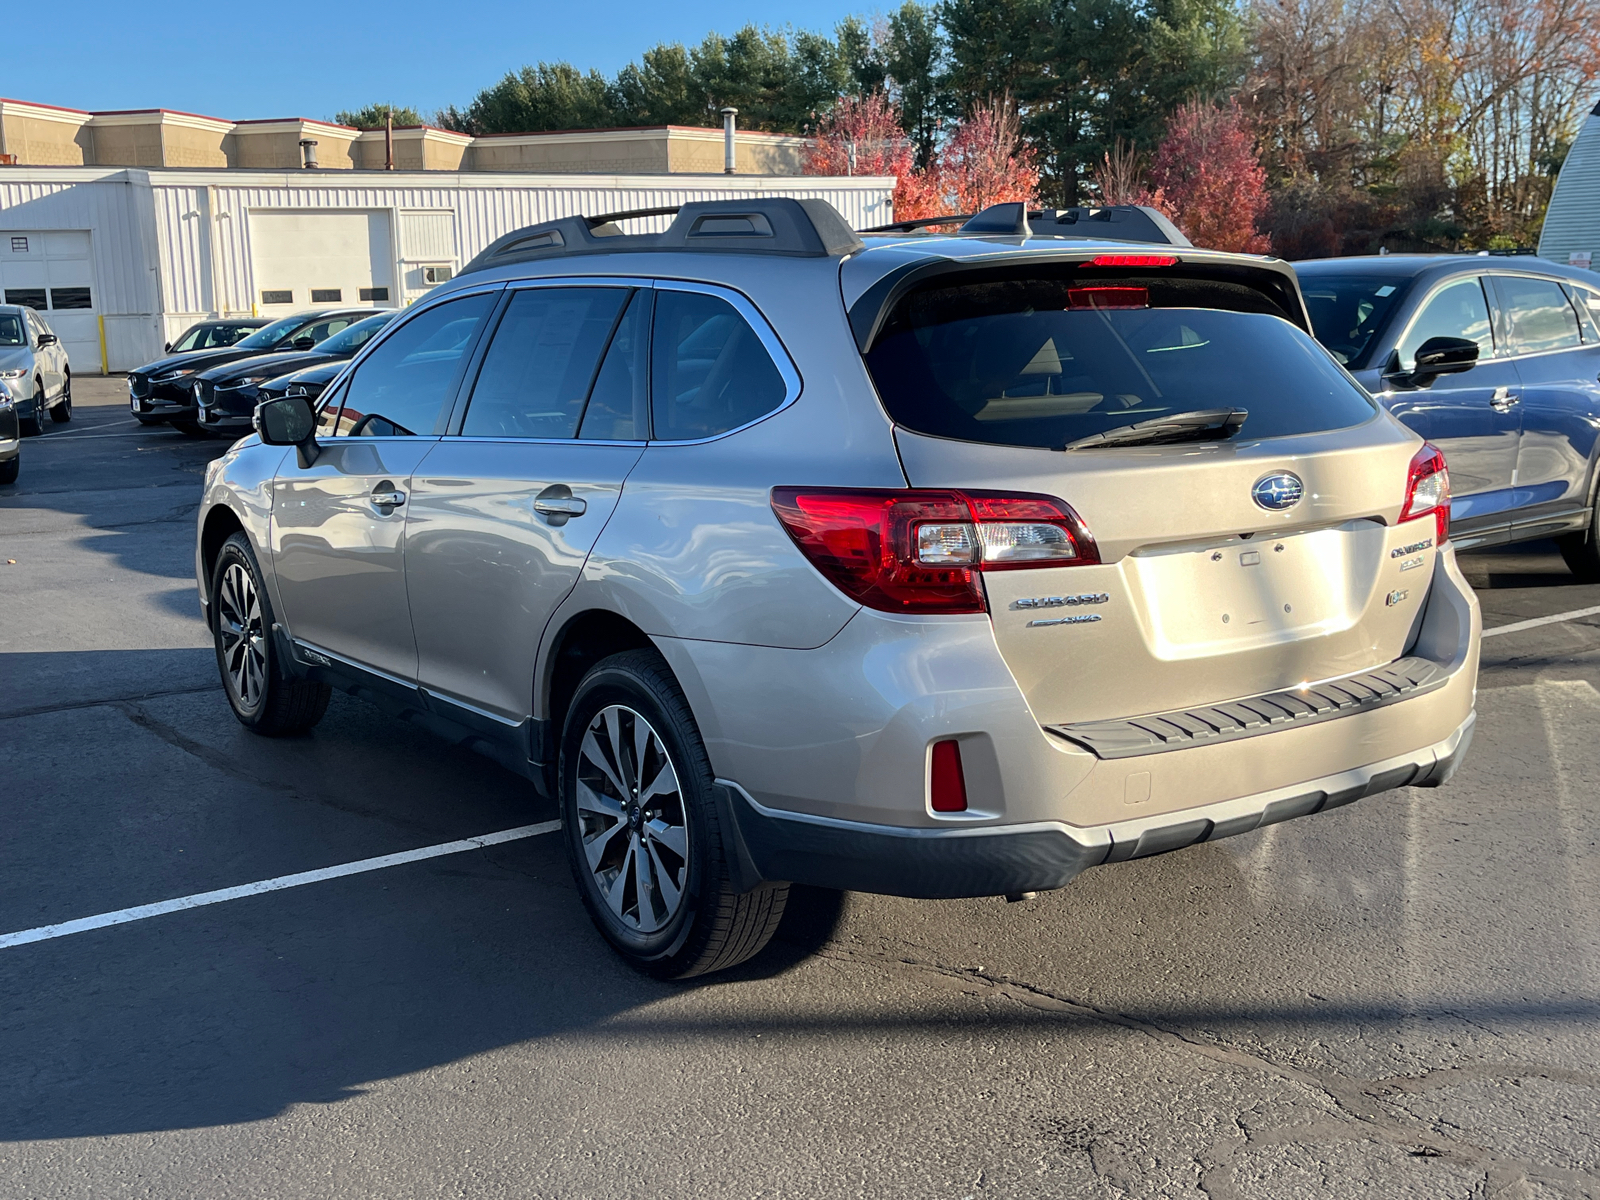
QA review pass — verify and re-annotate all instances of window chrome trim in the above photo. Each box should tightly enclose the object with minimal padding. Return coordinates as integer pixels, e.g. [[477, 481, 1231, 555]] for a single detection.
[[644, 277, 804, 446], [1389, 273, 1499, 368]]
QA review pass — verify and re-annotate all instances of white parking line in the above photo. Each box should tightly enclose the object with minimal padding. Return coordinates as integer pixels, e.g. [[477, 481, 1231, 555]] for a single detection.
[[1483, 604, 1600, 639], [0, 820, 561, 950]]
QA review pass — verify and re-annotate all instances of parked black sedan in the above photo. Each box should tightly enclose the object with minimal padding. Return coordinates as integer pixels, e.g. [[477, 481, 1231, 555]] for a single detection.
[[194, 311, 398, 435], [129, 308, 373, 435], [165, 318, 269, 354], [1298, 255, 1600, 578]]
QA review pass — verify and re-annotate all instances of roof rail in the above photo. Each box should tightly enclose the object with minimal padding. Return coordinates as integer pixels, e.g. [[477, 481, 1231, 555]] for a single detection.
[[863, 202, 1192, 248], [458, 197, 866, 276]]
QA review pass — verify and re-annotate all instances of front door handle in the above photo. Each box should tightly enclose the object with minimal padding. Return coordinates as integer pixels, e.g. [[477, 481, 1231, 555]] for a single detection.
[[370, 481, 406, 511], [532, 485, 587, 525], [1490, 386, 1520, 412]]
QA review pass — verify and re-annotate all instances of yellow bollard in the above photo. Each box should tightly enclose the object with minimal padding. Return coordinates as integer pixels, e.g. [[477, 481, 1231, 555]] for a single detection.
[[98, 315, 108, 376]]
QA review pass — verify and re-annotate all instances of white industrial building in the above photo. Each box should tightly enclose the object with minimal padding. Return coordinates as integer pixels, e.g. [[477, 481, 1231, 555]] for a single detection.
[[0, 167, 894, 372]]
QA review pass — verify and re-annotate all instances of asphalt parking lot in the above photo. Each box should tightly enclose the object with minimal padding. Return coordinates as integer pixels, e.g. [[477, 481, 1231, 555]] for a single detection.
[[3, 377, 1600, 1199]]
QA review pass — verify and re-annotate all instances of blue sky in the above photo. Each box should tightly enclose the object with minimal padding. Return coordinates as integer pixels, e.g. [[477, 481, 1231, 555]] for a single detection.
[[10, 0, 870, 122]]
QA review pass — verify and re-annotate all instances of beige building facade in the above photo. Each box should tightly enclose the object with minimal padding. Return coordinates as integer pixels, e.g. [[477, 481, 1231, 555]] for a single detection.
[[0, 98, 811, 175]]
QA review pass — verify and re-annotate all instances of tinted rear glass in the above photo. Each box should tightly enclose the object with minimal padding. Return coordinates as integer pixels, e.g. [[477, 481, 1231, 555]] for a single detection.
[[866, 276, 1376, 450], [1297, 272, 1412, 366]]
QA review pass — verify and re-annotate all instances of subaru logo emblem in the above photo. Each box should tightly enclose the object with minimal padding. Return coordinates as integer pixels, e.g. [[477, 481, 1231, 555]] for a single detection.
[[1252, 472, 1304, 511]]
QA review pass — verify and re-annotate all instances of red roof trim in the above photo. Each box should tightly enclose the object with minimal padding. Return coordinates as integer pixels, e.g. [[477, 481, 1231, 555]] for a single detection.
[[0, 96, 92, 116], [473, 123, 806, 140]]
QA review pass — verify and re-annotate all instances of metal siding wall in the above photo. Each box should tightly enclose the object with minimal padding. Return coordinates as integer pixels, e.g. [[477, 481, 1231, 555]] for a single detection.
[[152, 184, 209, 317], [1540, 113, 1600, 264]]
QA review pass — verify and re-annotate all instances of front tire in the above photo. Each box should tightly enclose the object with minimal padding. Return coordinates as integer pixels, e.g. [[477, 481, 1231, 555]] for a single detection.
[[171, 418, 207, 438], [49, 374, 70, 422], [560, 650, 788, 979], [211, 532, 331, 735], [20, 379, 46, 436], [0, 455, 17, 485]]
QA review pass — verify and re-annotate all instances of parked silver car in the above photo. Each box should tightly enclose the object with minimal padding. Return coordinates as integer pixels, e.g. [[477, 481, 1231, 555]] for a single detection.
[[0, 379, 19, 484], [195, 199, 1481, 978], [0, 304, 71, 435]]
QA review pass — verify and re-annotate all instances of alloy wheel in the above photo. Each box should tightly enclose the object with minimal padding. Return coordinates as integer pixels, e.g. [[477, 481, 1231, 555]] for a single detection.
[[217, 562, 267, 709], [575, 704, 689, 934]]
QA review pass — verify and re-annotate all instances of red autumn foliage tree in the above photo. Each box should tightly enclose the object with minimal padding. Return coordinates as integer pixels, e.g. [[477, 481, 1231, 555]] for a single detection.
[[805, 94, 1039, 223], [1149, 99, 1271, 253], [804, 93, 950, 221], [940, 96, 1040, 213]]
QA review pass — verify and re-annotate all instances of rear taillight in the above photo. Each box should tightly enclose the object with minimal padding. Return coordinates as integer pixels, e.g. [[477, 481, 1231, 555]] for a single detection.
[[1400, 443, 1450, 546], [1088, 253, 1178, 267], [770, 488, 1099, 614]]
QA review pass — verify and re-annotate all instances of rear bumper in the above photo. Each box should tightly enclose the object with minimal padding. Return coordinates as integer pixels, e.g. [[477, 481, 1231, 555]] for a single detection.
[[719, 711, 1474, 898]]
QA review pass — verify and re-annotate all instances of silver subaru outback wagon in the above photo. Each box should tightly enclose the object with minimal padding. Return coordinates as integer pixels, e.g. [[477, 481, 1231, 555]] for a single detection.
[[195, 198, 1480, 978]]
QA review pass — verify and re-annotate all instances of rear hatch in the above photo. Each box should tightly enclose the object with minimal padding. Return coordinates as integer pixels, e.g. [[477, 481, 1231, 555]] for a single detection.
[[856, 254, 1444, 726]]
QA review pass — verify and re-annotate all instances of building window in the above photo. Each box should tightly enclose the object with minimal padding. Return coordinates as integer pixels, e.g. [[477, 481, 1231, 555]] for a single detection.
[[261, 290, 293, 305], [422, 265, 453, 284], [50, 287, 93, 310], [4, 288, 46, 310], [9, 237, 28, 253], [312, 289, 342, 303], [359, 287, 389, 302]]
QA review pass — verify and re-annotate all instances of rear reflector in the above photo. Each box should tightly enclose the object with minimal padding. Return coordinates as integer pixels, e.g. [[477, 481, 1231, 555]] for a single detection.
[[1400, 442, 1450, 546], [1067, 286, 1148, 310], [770, 488, 1100, 614], [930, 740, 968, 812], [1087, 254, 1179, 268]]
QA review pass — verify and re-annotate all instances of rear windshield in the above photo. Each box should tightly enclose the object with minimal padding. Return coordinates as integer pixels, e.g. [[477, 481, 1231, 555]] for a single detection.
[[1297, 272, 1413, 367], [865, 275, 1376, 450]]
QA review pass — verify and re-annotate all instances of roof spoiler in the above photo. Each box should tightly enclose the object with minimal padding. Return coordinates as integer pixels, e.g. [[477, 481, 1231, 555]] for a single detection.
[[459, 197, 866, 275], [865, 202, 1192, 248]]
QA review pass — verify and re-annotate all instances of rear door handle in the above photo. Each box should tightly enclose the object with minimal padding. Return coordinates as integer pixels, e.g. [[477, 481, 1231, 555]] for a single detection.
[[370, 482, 406, 511], [532, 485, 587, 524]]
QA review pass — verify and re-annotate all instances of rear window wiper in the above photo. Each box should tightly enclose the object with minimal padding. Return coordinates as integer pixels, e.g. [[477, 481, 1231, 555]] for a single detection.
[[1061, 407, 1248, 451]]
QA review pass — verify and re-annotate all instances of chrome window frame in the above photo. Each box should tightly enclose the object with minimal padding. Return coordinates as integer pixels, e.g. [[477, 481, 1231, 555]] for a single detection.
[[446, 275, 654, 447]]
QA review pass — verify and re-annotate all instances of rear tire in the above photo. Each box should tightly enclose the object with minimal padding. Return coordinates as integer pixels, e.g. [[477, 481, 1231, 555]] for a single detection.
[[50, 375, 70, 422], [211, 532, 331, 736], [560, 649, 788, 979], [1558, 494, 1600, 583]]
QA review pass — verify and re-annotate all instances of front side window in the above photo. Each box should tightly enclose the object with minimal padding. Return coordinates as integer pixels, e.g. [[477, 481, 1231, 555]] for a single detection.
[[297, 314, 355, 345], [234, 316, 306, 351], [651, 290, 788, 441], [1494, 276, 1582, 355], [1396, 277, 1494, 370], [335, 292, 494, 437], [461, 287, 628, 439], [315, 312, 396, 356], [866, 274, 1376, 449]]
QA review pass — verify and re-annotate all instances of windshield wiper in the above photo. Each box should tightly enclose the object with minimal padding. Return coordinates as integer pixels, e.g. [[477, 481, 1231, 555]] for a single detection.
[[1061, 407, 1248, 451]]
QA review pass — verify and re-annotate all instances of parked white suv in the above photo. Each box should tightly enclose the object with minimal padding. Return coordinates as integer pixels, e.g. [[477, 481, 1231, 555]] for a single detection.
[[0, 304, 71, 435], [195, 200, 1481, 977]]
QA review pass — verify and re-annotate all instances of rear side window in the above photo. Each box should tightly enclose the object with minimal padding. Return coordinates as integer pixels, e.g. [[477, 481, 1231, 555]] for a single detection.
[[651, 290, 787, 441], [865, 274, 1376, 449], [462, 287, 628, 439], [1493, 276, 1582, 355], [1397, 277, 1494, 369], [579, 290, 650, 440], [335, 293, 494, 437]]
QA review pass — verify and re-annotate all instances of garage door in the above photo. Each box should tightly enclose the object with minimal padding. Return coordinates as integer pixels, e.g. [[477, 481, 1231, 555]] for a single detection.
[[249, 211, 395, 315], [0, 231, 100, 372]]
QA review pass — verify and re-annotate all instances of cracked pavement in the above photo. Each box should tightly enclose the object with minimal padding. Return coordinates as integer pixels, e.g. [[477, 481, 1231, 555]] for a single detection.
[[1, 378, 1598, 1198]]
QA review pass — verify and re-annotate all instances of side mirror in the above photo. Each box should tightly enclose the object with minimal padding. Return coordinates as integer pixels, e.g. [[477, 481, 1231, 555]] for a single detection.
[[1411, 336, 1479, 386], [36, 333, 57, 348], [291, 335, 317, 350], [164, 342, 173, 353], [255, 395, 320, 467]]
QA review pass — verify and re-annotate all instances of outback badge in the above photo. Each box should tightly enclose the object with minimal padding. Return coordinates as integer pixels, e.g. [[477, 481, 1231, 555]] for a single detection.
[[1252, 472, 1304, 511], [1385, 588, 1410, 607]]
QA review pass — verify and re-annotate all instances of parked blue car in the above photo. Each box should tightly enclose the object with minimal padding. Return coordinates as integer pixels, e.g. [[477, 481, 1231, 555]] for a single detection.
[[1297, 255, 1600, 579]]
